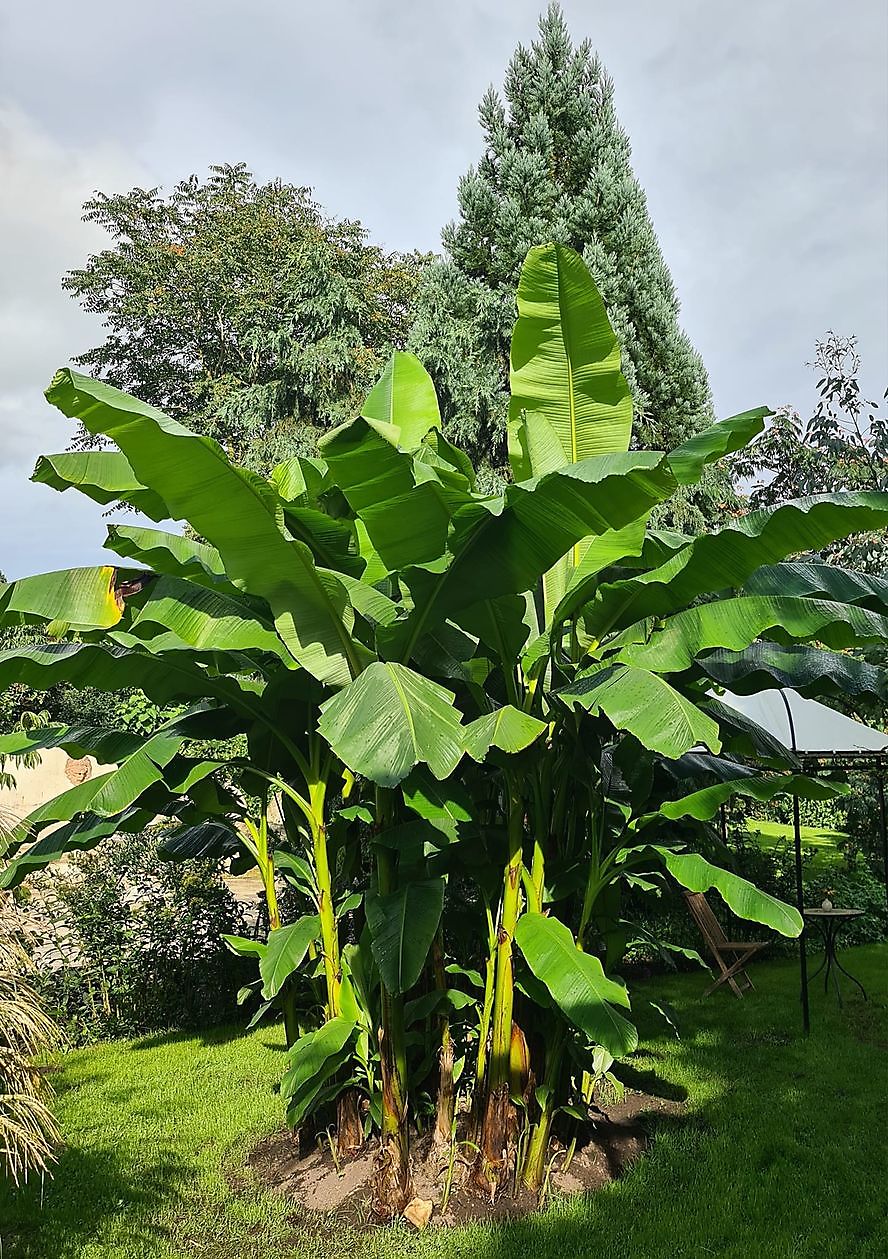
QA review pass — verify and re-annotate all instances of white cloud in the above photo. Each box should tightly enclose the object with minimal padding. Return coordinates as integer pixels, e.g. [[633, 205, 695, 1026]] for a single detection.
[[0, 106, 145, 575]]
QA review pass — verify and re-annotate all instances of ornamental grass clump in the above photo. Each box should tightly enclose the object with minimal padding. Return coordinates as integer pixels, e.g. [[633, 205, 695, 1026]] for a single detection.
[[1, 890, 62, 1187]]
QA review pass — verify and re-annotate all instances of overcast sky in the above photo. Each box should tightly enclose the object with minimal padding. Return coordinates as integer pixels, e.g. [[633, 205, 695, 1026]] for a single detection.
[[1, 0, 886, 579]]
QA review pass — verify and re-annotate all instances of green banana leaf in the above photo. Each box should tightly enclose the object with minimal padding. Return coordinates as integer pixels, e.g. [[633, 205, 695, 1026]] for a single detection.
[[157, 819, 243, 861], [641, 846, 803, 937], [401, 769, 472, 839], [0, 641, 264, 710], [365, 877, 445, 995], [514, 912, 638, 1058], [9, 729, 186, 840], [46, 369, 361, 687], [260, 916, 322, 1000], [508, 243, 632, 482], [551, 518, 648, 628], [463, 706, 547, 762], [0, 810, 151, 889], [361, 350, 441, 449], [589, 493, 888, 636], [616, 596, 888, 674], [280, 1016, 356, 1128], [105, 524, 228, 589], [508, 242, 636, 620], [32, 450, 170, 521], [744, 562, 888, 613], [555, 664, 721, 757], [123, 575, 288, 662], [698, 641, 888, 701], [653, 772, 847, 822], [317, 662, 465, 787], [666, 409, 768, 485], [322, 416, 463, 570], [0, 723, 147, 765], [390, 451, 676, 660]]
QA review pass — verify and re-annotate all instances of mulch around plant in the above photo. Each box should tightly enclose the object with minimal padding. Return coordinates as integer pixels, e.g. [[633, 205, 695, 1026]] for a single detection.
[[245, 1091, 684, 1231]]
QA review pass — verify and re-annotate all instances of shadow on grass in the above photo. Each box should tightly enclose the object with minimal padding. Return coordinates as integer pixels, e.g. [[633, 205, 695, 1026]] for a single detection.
[[128, 1021, 261, 1052], [0, 1146, 189, 1259], [458, 977, 887, 1259]]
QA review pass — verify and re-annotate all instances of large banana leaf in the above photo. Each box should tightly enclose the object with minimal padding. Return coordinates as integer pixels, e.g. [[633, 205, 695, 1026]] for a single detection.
[[317, 662, 465, 787], [641, 846, 803, 937], [157, 819, 243, 861], [588, 494, 888, 636], [7, 729, 185, 847], [390, 452, 676, 660], [361, 351, 441, 449], [32, 450, 170, 521], [556, 664, 721, 758], [666, 409, 768, 486], [0, 566, 124, 632], [514, 912, 638, 1058], [0, 641, 263, 709], [0, 723, 148, 766], [322, 417, 453, 569], [278, 504, 363, 577], [616, 596, 888, 674], [105, 524, 228, 589], [456, 594, 532, 670], [0, 809, 151, 889], [123, 576, 289, 662], [365, 876, 445, 995], [744, 562, 888, 613], [653, 772, 847, 822], [46, 370, 361, 686], [508, 243, 635, 620], [551, 518, 648, 628], [698, 642, 888, 701], [508, 243, 632, 482]]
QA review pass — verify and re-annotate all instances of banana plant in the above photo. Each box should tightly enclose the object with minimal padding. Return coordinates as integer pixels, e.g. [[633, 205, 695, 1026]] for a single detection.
[[318, 243, 885, 1190], [2, 243, 887, 1216]]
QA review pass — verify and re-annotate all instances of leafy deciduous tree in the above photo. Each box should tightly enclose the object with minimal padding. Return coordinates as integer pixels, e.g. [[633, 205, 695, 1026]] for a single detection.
[[63, 163, 428, 471]]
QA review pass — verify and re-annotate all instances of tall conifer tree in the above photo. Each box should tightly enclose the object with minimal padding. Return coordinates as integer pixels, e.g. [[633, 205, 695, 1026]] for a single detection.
[[411, 4, 721, 521]]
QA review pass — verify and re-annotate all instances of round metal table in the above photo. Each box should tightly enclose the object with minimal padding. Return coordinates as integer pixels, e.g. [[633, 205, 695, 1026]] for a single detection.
[[802, 908, 868, 1006]]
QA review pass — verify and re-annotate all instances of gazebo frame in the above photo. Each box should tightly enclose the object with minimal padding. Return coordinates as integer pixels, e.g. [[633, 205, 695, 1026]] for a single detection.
[[777, 692, 888, 1034]]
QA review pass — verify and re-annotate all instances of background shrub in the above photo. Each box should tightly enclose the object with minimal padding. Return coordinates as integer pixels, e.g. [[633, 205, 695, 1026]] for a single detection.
[[15, 835, 252, 1044]]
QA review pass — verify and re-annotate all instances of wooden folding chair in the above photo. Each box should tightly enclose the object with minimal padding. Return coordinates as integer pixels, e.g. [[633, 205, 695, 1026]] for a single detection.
[[683, 891, 769, 997]]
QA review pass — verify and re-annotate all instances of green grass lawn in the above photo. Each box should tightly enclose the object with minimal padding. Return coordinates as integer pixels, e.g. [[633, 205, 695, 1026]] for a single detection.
[[3, 947, 887, 1259], [745, 817, 847, 871]]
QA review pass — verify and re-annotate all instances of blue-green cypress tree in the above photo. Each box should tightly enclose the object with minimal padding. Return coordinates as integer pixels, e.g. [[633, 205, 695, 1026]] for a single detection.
[[411, 4, 721, 520]]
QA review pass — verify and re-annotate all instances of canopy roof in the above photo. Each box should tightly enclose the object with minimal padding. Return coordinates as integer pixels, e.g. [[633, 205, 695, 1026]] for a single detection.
[[723, 688, 888, 757]]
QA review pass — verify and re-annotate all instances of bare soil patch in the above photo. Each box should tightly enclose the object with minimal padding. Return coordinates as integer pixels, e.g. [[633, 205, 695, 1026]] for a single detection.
[[246, 1091, 683, 1230]]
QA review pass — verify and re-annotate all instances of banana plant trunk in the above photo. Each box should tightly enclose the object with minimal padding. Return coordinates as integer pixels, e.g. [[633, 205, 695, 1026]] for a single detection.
[[522, 1033, 565, 1191], [431, 929, 454, 1148], [372, 810, 412, 1215], [478, 779, 524, 1183]]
